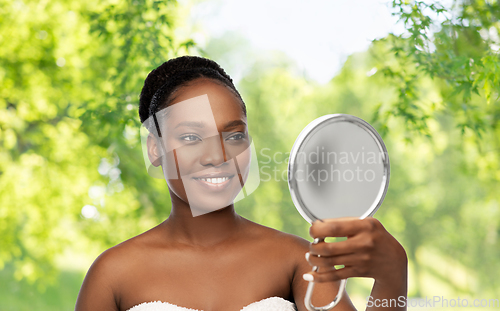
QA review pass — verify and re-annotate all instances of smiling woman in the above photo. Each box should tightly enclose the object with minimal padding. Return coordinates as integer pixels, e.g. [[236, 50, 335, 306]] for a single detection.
[[74, 56, 407, 311], [149, 90, 251, 217]]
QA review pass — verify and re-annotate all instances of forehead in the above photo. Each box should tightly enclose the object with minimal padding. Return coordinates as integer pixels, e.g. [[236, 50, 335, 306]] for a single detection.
[[153, 79, 247, 138], [170, 78, 246, 123]]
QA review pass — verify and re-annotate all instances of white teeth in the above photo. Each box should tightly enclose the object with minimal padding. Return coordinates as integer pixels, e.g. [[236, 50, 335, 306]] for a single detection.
[[198, 177, 229, 184]]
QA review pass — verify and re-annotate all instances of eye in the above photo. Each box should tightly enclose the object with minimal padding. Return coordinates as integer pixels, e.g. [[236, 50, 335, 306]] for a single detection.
[[226, 133, 246, 141], [180, 134, 201, 142]]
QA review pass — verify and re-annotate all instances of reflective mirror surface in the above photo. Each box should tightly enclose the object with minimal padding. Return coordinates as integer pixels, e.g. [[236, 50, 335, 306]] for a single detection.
[[288, 114, 390, 223]]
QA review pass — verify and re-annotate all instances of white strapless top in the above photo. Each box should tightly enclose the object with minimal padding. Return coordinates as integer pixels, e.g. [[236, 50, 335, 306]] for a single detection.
[[126, 297, 296, 311]]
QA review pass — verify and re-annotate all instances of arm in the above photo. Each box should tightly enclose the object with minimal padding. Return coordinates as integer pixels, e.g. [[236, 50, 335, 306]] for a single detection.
[[75, 249, 120, 311], [306, 217, 408, 311]]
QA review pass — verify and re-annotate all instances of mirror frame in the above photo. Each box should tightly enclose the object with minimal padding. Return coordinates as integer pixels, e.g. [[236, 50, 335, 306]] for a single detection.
[[287, 114, 390, 223]]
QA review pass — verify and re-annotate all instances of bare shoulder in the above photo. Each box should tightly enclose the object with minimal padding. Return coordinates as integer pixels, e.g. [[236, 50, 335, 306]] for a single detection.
[[75, 227, 160, 311], [243, 218, 311, 260], [90, 226, 156, 273], [90, 236, 141, 275], [75, 245, 125, 310]]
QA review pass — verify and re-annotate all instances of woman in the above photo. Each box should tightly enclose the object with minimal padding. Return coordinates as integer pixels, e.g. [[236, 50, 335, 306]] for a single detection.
[[75, 56, 408, 311]]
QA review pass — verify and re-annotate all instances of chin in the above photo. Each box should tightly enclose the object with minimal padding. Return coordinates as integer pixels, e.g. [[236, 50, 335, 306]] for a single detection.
[[186, 191, 240, 216], [179, 173, 244, 217]]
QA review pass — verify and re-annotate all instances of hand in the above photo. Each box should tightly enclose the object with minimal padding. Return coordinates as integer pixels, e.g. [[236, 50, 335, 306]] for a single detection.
[[304, 217, 407, 286]]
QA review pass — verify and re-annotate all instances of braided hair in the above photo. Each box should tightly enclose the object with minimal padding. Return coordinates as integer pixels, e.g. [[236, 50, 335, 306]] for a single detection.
[[139, 56, 246, 125]]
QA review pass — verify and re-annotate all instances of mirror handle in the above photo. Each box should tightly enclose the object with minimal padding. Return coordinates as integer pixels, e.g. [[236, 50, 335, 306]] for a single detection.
[[304, 237, 347, 311]]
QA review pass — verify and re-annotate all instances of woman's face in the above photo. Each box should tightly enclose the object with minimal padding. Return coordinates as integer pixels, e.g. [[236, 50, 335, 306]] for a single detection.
[[148, 78, 251, 216]]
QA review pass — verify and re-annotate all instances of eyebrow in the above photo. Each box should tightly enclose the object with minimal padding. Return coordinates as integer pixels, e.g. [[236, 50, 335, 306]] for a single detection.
[[173, 120, 247, 130], [174, 121, 205, 129], [223, 120, 247, 130]]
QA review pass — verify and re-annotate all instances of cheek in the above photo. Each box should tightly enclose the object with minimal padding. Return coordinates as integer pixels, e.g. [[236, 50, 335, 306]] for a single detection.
[[175, 147, 202, 176], [162, 139, 200, 178], [162, 150, 179, 179], [234, 147, 252, 181], [166, 178, 188, 203]]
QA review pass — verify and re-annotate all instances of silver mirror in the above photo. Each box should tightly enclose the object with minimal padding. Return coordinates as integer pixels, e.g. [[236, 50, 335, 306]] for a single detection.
[[287, 114, 390, 311]]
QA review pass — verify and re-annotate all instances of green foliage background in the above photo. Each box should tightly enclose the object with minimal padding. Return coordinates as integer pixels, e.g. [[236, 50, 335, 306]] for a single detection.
[[0, 0, 499, 310]]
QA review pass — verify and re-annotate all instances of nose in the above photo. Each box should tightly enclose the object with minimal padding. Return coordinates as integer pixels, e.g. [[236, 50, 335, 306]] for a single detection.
[[199, 134, 226, 167]]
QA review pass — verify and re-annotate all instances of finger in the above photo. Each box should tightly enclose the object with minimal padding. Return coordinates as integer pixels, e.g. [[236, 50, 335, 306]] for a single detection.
[[305, 252, 360, 268], [310, 217, 382, 239], [309, 237, 366, 256], [303, 266, 359, 283]]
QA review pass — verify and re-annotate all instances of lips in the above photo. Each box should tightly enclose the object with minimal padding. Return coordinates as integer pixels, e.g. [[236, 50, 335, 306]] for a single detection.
[[193, 172, 234, 180], [195, 176, 231, 184], [192, 174, 236, 190]]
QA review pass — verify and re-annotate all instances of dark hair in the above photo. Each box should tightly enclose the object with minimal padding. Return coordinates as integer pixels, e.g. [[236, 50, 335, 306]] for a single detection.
[[139, 56, 246, 124]]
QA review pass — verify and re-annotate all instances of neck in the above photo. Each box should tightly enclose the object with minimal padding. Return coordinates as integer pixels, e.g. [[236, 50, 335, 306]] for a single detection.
[[162, 190, 243, 247]]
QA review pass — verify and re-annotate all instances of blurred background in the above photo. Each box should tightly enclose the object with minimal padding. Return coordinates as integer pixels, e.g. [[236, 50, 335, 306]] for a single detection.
[[1, 0, 499, 310]]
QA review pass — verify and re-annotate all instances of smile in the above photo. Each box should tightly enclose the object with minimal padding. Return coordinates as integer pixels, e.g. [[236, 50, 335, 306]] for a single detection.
[[193, 175, 235, 190], [195, 177, 230, 184]]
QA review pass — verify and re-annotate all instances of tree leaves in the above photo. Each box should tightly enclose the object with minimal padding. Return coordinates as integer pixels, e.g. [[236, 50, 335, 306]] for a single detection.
[[379, 0, 500, 139], [0, 0, 191, 286]]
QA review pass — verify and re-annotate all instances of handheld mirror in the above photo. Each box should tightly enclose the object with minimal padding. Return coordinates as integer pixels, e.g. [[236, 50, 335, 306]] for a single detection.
[[287, 114, 390, 311]]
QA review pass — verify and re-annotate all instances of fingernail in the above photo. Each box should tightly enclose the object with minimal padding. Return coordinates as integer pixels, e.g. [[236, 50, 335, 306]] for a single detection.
[[303, 273, 314, 282], [305, 252, 310, 261]]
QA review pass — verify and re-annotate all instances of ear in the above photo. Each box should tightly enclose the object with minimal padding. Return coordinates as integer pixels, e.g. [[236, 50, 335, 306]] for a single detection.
[[147, 133, 163, 167]]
